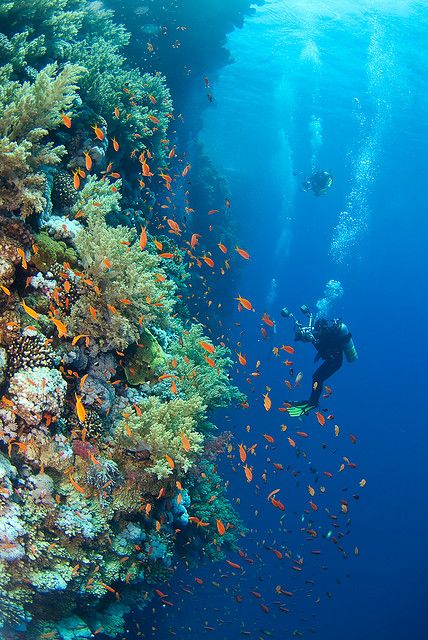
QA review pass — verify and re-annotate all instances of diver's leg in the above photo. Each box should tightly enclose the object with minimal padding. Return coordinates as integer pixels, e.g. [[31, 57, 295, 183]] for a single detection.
[[308, 353, 343, 405]]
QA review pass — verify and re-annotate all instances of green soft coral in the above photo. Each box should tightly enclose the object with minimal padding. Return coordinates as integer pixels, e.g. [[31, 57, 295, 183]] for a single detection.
[[124, 328, 167, 385], [70, 191, 176, 351], [32, 231, 77, 272], [169, 324, 245, 410], [115, 396, 205, 479], [0, 62, 84, 217]]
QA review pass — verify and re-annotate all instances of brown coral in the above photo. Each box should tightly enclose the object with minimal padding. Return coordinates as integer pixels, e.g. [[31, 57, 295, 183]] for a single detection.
[[5, 332, 57, 378], [0, 215, 34, 303]]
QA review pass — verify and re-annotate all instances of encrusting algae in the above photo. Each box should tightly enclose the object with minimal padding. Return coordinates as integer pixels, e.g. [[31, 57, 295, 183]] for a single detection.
[[0, 1, 245, 638]]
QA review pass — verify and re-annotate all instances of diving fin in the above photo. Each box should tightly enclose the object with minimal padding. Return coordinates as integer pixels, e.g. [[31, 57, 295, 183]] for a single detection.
[[287, 401, 316, 417]]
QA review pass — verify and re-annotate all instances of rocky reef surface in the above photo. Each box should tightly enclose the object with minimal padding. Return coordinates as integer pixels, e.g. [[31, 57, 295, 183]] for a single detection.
[[0, 2, 245, 638]]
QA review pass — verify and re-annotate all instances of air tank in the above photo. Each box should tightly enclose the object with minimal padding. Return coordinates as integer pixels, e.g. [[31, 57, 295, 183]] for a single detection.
[[339, 322, 358, 362]]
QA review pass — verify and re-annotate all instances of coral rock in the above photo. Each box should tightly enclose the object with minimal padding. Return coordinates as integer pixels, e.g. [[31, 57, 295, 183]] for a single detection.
[[8, 366, 66, 425]]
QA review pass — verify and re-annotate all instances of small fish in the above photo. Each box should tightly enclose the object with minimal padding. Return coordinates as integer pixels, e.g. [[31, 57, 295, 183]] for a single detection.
[[61, 112, 72, 128], [263, 433, 274, 443], [75, 394, 86, 423], [315, 411, 326, 426], [235, 295, 253, 311], [83, 151, 92, 171], [112, 137, 120, 152], [92, 124, 104, 140], [21, 301, 39, 320], [216, 519, 226, 535], [243, 465, 253, 482], [180, 432, 190, 452], [236, 352, 247, 366], [202, 255, 214, 268], [139, 227, 147, 250], [165, 454, 175, 470], [281, 345, 295, 354], [199, 341, 215, 354], [263, 393, 271, 411], [51, 317, 67, 338], [235, 246, 250, 260]]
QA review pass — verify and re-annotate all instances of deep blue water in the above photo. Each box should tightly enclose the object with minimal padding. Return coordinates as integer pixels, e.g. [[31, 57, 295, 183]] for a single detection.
[[133, 1, 428, 638]]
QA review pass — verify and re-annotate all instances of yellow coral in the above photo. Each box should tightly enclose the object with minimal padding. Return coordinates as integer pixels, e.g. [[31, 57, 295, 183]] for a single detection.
[[116, 396, 206, 479]]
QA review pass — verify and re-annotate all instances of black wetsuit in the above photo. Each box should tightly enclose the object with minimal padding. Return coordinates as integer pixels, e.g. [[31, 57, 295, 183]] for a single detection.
[[308, 323, 352, 405]]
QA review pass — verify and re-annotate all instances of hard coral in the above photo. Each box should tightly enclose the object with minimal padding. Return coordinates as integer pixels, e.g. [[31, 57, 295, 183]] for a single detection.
[[5, 331, 57, 378], [8, 366, 66, 425]]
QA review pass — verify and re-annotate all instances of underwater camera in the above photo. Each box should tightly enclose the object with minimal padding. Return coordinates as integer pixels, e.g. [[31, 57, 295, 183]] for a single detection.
[[281, 306, 292, 318]]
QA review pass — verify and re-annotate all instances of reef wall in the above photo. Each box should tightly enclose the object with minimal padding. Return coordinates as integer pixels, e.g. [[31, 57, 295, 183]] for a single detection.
[[0, 2, 246, 638]]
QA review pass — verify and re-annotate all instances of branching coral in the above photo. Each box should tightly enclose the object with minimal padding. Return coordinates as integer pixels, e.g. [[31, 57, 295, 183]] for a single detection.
[[0, 62, 84, 217]]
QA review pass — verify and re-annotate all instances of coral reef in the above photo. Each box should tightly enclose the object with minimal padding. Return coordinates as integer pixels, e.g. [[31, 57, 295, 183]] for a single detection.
[[0, 1, 245, 638]]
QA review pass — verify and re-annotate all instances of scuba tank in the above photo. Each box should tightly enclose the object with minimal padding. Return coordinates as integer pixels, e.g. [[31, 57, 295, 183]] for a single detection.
[[338, 322, 358, 362]]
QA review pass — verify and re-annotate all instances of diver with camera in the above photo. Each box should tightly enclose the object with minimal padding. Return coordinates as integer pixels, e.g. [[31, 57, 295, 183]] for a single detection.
[[281, 305, 357, 417]]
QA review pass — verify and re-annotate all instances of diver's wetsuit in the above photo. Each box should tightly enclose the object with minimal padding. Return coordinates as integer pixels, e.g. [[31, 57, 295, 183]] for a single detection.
[[308, 322, 352, 405]]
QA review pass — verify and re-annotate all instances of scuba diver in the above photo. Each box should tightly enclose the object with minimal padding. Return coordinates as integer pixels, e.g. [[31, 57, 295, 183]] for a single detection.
[[281, 305, 358, 417], [302, 170, 333, 196]]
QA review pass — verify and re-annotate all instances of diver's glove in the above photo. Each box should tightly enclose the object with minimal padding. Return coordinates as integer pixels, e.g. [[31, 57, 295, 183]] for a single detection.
[[287, 401, 316, 417]]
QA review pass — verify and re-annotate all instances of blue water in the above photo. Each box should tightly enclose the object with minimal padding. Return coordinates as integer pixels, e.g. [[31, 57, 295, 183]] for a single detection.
[[134, 1, 428, 638]]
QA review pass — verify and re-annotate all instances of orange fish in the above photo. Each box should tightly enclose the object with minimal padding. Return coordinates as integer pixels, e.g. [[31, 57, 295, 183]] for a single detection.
[[202, 255, 214, 268], [167, 219, 181, 235], [73, 171, 80, 190], [75, 394, 86, 423], [263, 433, 274, 443], [216, 519, 226, 536], [262, 312, 275, 327], [315, 411, 326, 426], [243, 465, 253, 482], [207, 209, 219, 215], [235, 246, 250, 260], [51, 317, 67, 338], [112, 137, 120, 152], [159, 252, 174, 259], [218, 242, 228, 254], [281, 345, 295, 354], [199, 341, 215, 354], [239, 444, 247, 463], [83, 151, 92, 171], [113, 106, 120, 118], [89, 306, 97, 319], [263, 393, 272, 411], [287, 436, 296, 447], [0, 285, 11, 296], [139, 227, 147, 250], [181, 432, 190, 452], [165, 454, 175, 470], [226, 560, 241, 570], [92, 124, 104, 140], [235, 295, 252, 311], [21, 301, 39, 321], [236, 352, 247, 366], [182, 164, 191, 176], [61, 112, 72, 128], [190, 233, 200, 249], [149, 115, 160, 124]]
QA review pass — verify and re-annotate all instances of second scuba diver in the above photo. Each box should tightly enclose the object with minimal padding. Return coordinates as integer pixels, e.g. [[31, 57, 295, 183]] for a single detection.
[[302, 170, 333, 196], [281, 305, 358, 417]]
